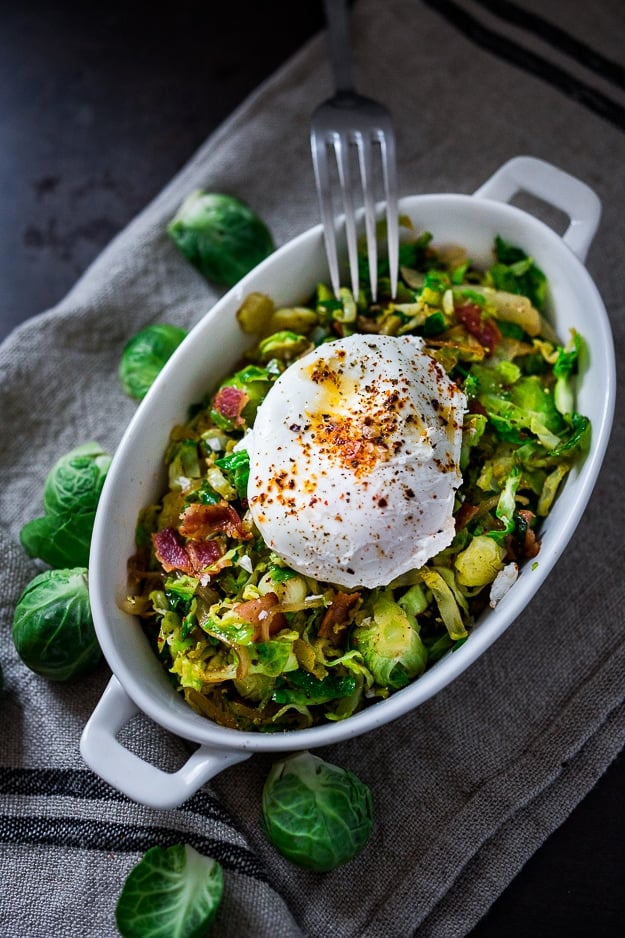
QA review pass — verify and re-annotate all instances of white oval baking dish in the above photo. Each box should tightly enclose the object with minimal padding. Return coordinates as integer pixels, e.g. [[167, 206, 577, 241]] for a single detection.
[[80, 156, 616, 808]]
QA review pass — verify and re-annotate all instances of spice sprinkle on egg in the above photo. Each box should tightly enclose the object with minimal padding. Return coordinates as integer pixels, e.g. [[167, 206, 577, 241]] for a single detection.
[[243, 334, 467, 589]]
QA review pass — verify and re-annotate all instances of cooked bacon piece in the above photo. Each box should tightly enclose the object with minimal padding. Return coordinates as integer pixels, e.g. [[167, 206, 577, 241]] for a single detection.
[[186, 539, 224, 571], [523, 527, 540, 558], [356, 315, 383, 334], [152, 527, 223, 575], [179, 502, 252, 541], [517, 508, 541, 559], [234, 592, 287, 642], [456, 301, 502, 355], [318, 591, 360, 640], [505, 509, 541, 563], [152, 528, 190, 572], [212, 386, 249, 425], [468, 398, 488, 417], [455, 501, 479, 531]]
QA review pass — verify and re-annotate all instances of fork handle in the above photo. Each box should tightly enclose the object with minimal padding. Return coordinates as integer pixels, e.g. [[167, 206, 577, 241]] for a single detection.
[[323, 0, 355, 96]]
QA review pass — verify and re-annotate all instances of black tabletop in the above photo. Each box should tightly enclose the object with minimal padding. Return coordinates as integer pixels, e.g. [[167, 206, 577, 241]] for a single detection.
[[1, 2, 624, 935]]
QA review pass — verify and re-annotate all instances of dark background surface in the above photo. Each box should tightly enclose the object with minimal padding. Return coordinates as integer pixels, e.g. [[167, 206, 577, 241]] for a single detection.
[[1, 2, 624, 935]]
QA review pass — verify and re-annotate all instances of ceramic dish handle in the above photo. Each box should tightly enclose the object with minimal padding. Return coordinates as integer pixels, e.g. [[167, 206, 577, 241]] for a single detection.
[[474, 156, 601, 263], [80, 676, 250, 809]]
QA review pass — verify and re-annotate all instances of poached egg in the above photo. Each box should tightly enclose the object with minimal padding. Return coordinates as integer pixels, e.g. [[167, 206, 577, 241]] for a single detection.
[[243, 333, 467, 589]]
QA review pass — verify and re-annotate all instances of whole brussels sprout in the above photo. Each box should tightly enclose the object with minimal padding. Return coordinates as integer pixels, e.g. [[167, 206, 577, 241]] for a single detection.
[[42, 442, 111, 516], [261, 751, 373, 872], [167, 191, 274, 288], [119, 323, 187, 400], [12, 567, 101, 681], [20, 442, 111, 568]]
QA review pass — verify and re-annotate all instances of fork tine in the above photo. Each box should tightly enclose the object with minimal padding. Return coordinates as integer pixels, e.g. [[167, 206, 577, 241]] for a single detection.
[[312, 106, 399, 302], [379, 127, 399, 298], [357, 131, 379, 301], [333, 130, 360, 299], [313, 0, 399, 302], [311, 130, 341, 298]]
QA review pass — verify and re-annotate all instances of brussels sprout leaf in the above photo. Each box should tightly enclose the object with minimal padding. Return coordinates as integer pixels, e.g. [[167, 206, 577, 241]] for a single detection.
[[490, 236, 547, 311], [214, 450, 250, 500], [20, 443, 111, 568], [20, 511, 92, 570], [116, 844, 224, 938], [553, 331, 585, 416]]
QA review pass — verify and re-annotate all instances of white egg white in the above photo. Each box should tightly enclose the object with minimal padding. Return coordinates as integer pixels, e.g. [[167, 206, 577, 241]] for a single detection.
[[243, 333, 467, 589]]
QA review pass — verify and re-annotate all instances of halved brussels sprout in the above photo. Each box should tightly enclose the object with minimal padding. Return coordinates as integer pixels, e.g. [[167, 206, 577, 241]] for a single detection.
[[12, 567, 101, 682], [119, 323, 187, 400], [352, 589, 427, 690], [167, 191, 274, 287]]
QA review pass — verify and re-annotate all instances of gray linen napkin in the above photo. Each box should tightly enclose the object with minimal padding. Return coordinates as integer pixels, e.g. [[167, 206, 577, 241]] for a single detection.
[[2, 1, 624, 935]]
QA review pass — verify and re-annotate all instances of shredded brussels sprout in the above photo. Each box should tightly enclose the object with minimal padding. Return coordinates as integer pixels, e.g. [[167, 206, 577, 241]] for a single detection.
[[126, 232, 590, 731]]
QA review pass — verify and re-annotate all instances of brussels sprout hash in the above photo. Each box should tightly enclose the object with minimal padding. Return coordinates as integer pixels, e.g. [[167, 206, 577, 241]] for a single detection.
[[125, 231, 590, 732]]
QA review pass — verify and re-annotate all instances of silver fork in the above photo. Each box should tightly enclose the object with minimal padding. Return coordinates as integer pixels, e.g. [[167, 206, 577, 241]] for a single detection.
[[310, 0, 399, 301]]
